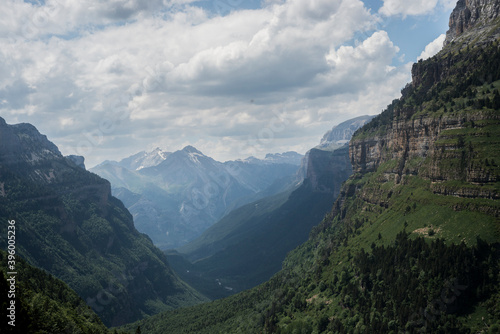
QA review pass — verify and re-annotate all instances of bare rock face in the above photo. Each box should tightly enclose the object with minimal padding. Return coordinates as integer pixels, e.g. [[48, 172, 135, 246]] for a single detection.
[[445, 0, 500, 46], [350, 112, 499, 192], [0, 116, 111, 208], [304, 146, 352, 194], [65, 155, 86, 169], [349, 0, 500, 201]]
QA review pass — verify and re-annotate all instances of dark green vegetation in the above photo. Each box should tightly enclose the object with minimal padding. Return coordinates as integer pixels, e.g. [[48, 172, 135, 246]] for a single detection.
[[0, 249, 110, 334], [0, 119, 207, 327], [169, 146, 352, 300], [121, 5, 500, 333], [123, 232, 499, 333]]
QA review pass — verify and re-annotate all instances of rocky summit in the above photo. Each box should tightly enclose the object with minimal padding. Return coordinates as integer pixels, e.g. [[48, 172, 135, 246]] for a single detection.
[[445, 0, 500, 46]]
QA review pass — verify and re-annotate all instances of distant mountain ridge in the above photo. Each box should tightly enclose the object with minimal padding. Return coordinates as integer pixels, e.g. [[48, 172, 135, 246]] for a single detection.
[[169, 116, 370, 299], [91, 146, 303, 249], [95, 147, 171, 171], [240, 151, 303, 165], [319, 115, 375, 149], [170, 145, 352, 299], [120, 147, 171, 170]]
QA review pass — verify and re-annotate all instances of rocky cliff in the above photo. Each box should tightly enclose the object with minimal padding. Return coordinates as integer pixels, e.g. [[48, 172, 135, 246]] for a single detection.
[[350, 4, 500, 201], [0, 117, 207, 326], [296, 116, 372, 182], [305, 147, 352, 193], [0, 117, 112, 212], [445, 0, 500, 46]]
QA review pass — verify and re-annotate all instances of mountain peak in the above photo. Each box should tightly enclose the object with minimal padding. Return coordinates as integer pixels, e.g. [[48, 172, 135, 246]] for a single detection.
[[181, 145, 203, 155], [445, 0, 500, 46], [0, 118, 62, 172], [114, 147, 171, 171], [151, 147, 169, 158], [319, 115, 375, 149]]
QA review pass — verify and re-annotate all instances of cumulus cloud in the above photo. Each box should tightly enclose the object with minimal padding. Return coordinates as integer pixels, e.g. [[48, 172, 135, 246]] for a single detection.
[[0, 0, 413, 167], [418, 34, 445, 60], [321, 31, 401, 93]]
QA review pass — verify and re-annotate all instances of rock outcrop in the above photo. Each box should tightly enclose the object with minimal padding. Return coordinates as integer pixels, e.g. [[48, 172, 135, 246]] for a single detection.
[[65, 154, 86, 169], [305, 147, 352, 194], [445, 0, 500, 46]]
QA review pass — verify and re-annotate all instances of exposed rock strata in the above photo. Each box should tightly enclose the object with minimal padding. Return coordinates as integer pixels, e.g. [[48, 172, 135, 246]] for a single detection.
[[349, 0, 500, 200], [445, 0, 500, 46]]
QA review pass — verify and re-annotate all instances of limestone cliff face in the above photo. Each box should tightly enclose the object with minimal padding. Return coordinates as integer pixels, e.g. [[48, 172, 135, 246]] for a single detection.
[[414, 0, 500, 91], [445, 0, 500, 46], [0, 116, 111, 211], [349, 0, 500, 201], [305, 146, 352, 195], [350, 111, 499, 199]]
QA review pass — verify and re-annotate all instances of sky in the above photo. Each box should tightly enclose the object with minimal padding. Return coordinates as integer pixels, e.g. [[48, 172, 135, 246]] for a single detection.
[[0, 0, 456, 167]]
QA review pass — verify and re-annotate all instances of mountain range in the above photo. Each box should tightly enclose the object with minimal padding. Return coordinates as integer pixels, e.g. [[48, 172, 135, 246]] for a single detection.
[[0, 0, 498, 333], [169, 146, 352, 299], [91, 146, 303, 250], [121, 0, 500, 332], [0, 117, 207, 327], [167, 117, 372, 299]]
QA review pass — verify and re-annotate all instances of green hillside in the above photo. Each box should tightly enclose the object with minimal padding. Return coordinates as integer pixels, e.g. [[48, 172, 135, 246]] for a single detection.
[[0, 249, 112, 334]]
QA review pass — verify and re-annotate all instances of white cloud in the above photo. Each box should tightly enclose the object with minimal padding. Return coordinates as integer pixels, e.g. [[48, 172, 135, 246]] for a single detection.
[[418, 34, 445, 60], [379, 0, 456, 17], [380, 0, 437, 16], [319, 31, 401, 95], [0, 0, 413, 167]]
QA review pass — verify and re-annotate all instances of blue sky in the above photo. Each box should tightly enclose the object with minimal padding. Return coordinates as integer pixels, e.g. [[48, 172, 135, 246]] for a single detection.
[[0, 0, 456, 167]]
